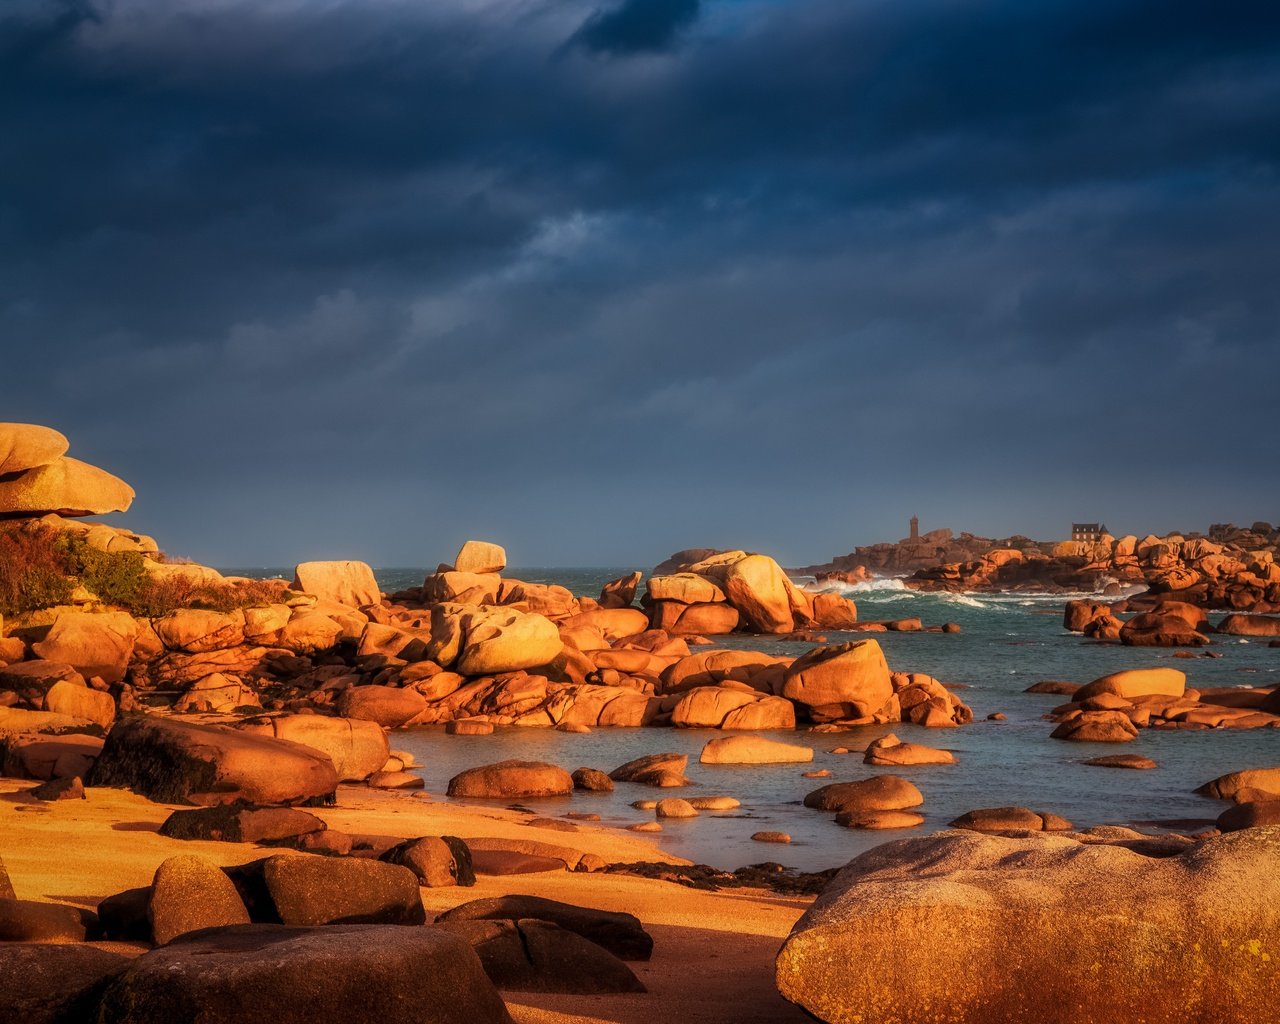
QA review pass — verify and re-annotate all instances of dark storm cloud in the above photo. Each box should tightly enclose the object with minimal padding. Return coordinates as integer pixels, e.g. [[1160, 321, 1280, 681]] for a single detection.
[[572, 0, 700, 55], [2, 0, 1278, 565]]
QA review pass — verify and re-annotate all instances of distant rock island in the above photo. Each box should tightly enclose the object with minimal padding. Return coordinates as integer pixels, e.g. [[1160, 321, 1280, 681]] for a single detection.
[[795, 520, 1280, 611]]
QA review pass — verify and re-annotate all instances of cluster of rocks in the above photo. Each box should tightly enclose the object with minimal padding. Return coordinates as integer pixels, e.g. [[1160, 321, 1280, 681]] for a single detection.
[[2, 535, 974, 777], [1, 841, 654, 1024], [1032, 667, 1280, 740], [910, 529, 1280, 610], [801, 521, 1280, 611], [1197, 765, 1280, 832], [775, 825, 1280, 1024], [1064, 595, 1280, 646]]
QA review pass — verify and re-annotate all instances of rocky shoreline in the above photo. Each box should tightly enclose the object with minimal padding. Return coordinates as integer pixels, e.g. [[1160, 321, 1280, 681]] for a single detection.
[[2, 422, 1278, 1023]]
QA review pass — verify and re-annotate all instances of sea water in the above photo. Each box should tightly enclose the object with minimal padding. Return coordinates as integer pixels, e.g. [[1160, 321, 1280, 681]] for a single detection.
[[225, 567, 1280, 872]]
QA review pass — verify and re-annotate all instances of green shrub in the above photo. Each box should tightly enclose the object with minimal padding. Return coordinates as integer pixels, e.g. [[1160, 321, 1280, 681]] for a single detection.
[[0, 524, 289, 619], [0, 526, 75, 615], [58, 534, 148, 609]]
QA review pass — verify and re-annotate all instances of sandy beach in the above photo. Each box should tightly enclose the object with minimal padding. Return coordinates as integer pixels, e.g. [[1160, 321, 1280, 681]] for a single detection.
[[1, 778, 813, 1024]]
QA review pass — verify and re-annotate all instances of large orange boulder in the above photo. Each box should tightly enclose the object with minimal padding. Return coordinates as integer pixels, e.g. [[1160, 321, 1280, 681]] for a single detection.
[[0, 456, 134, 516], [649, 601, 740, 635], [291, 561, 380, 608], [1196, 767, 1280, 802], [776, 828, 1280, 1024], [810, 593, 859, 629], [660, 650, 781, 694], [646, 574, 727, 604], [721, 554, 795, 633], [782, 640, 892, 717], [234, 714, 389, 782], [1075, 667, 1185, 701], [457, 609, 562, 675], [1119, 611, 1208, 647], [699, 735, 813, 764], [446, 760, 574, 799], [32, 611, 138, 684], [863, 734, 955, 766], [803, 776, 923, 813], [153, 609, 245, 654], [453, 540, 507, 575], [1063, 600, 1109, 632], [0, 423, 68, 475], [1217, 614, 1280, 637], [88, 716, 338, 806]]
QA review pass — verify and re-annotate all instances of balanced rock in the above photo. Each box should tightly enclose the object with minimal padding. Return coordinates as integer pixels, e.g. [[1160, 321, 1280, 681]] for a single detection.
[[447, 760, 574, 799], [0, 456, 133, 516], [291, 561, 380, 608], [454, 541, 507, 575], [776, 828, 1280, 1024], [0, 422, 68, 475], [97, 924, 511, 1024]]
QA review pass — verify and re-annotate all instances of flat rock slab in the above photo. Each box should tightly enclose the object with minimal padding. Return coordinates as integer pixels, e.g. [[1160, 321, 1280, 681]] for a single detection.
[[97, 924, 512, 1024]]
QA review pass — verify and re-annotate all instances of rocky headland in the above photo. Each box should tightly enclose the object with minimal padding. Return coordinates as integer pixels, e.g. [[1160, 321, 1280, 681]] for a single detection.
[[2, 422, 1277, 1024], [801, 522, 1280, 612]]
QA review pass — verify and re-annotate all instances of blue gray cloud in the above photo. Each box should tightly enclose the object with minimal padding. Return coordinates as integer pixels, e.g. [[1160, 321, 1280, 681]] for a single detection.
[[2, 0, 1277, 566]]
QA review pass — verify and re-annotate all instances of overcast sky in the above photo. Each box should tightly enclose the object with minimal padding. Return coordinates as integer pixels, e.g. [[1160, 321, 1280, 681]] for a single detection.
[[3, 0, 1278, 568]]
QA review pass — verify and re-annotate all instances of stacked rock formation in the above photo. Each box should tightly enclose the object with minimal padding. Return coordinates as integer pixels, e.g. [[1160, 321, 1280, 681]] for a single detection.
[[0, 424, 134, 518]]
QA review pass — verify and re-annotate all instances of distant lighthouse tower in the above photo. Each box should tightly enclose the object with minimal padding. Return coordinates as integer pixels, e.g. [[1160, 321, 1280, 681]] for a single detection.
[[909, 515, 919, 540]]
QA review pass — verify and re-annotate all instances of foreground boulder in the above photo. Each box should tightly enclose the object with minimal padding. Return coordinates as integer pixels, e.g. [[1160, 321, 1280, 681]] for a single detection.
[[776, 828, 1280, 1024], [97, 924, 512, 1024], [224, 855, 425, 926], [0, 943, 128, 1024], [88, 716, 338, 806], [31, 611, 138, 685], [446, 760, 574, 799], [437, 895, 653, 960], [1196, 766, 1280, 802], [148, 855, 250, 945]]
